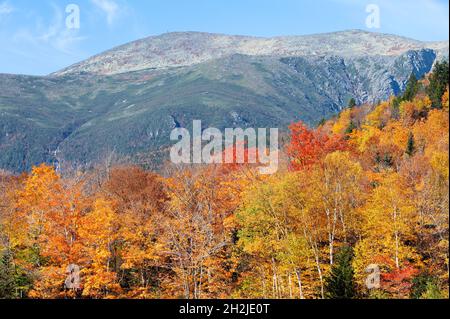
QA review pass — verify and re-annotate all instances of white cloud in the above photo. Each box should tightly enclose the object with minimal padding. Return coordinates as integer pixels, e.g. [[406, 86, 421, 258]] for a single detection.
[[91, 0, 120, 26], [0, 1, 14, 18], [12, 4, 86, 56]]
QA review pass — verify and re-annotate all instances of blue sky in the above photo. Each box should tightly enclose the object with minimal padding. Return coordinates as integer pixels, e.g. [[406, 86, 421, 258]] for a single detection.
[[0, 0, 448, 75]]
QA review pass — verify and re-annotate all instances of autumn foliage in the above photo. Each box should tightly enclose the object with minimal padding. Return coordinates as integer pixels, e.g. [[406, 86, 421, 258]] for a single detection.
[[287, 122, 348, 170], [0, 71, 448, 299]]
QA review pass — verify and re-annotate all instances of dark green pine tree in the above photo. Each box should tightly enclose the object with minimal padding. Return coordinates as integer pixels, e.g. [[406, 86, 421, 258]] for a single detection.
[[406, 132, 416, 157], [410, 272, 431, 299], [318, 118, 327, 127], [344, 121, 357, 137], [348, 98, 356, 109], [324, 246, 357, 299], [0, 251, 17, 298], [0, 250, 32, 298], [391, 97, 401, 120], [402, 73, 420, 101], [427, 61, 449, 109]]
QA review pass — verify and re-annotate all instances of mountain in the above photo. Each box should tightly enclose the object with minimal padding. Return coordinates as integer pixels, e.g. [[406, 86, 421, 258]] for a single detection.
[[54, 30, 448, 76], [0, 30, 448, 172]]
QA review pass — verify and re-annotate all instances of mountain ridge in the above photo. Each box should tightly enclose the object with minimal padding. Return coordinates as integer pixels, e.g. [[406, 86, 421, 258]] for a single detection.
[[53, 29, 449, 76]]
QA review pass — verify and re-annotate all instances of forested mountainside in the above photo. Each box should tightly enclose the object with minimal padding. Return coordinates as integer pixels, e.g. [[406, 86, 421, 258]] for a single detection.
[[0, 31, 448, 172], [1, 61, 448, 299]]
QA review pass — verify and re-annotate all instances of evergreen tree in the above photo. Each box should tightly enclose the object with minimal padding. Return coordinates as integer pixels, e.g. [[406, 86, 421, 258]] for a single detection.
[[406, 132, 416, 157], [348, 98, 356, 109], [0, 251, 18, 298], [391, 97, 401, 120], [318, 118, 327, 127], [0, 250, 32, 299], [345, 121, 357, 138], [410, 271, 442, 299], [427, 61, 449, 109], [402, 73, 420, 101], [324, 246, 357, 299]]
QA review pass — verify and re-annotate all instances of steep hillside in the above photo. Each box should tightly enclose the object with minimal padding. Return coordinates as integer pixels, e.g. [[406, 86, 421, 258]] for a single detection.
[[0, 31, 448, 172]]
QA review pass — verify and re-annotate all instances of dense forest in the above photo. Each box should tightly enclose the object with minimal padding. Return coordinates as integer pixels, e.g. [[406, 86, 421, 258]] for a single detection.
[[0, 62, 448, 299]]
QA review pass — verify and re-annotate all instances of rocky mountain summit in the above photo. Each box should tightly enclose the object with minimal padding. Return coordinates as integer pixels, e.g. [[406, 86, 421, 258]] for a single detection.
[[54, 30, 448, 76]]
